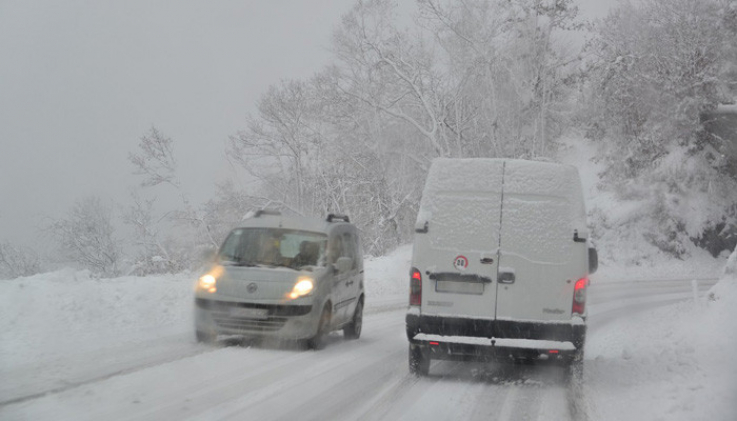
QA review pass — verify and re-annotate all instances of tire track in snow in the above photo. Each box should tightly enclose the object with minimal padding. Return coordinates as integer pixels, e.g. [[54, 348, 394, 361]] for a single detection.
[[4, 280, 715, 420], [117, 309, 408, 421], [1, 299, 406, 409]]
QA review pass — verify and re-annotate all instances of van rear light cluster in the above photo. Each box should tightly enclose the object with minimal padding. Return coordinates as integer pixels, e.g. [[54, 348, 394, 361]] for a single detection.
[[572, 277, 588, 315], [410, 268, 422, 306]]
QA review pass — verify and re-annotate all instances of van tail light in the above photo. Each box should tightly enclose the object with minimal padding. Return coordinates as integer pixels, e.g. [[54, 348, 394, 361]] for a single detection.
[[410, 268, 422, 306], [572, 277, 588, 315]]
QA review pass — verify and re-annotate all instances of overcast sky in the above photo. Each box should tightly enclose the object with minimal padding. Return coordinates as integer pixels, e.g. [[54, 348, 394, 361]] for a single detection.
[[0, 0, 616, 249]]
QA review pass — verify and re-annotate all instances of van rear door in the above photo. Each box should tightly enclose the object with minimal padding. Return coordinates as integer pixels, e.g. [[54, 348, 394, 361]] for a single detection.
[[415, 159, 504, 320], [494, 160, 588, 323]]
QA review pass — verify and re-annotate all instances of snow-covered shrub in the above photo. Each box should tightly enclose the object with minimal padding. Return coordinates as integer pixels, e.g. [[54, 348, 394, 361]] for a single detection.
[[0, 241, 41, 279], [47, 196, 121, 278]]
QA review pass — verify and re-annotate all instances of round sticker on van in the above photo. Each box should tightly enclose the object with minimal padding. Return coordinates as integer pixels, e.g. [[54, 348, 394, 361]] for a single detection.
[[453, 255, 469, 271]]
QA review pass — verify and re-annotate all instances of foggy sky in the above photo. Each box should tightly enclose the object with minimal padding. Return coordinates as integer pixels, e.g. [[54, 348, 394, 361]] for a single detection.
[[0, 0, 616, 249]]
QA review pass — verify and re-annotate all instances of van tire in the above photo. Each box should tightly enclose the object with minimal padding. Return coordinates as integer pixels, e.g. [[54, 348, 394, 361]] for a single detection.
[[195, 329, 216, 344], [308, 306, 331, 350], [565, 347, 585, 381], [409, 344, 430, 376], [343, 299, 363, 340]]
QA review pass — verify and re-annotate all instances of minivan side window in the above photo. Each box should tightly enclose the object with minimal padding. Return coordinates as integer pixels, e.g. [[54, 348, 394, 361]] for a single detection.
[[342, 232, 357, 270], [327, 234, 343, 265]]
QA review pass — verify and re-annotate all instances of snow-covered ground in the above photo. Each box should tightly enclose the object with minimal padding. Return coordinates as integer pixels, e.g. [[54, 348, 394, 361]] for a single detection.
[[1, 245, 736, 420]]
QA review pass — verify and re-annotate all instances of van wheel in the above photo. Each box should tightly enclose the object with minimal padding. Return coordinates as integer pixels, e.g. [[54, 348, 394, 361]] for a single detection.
[[308, 306, 331, 350], [195, 329, 216, 344], [409, 344, 430, 376], [343, 300, 363, 340], [566, 348, 584, 381]]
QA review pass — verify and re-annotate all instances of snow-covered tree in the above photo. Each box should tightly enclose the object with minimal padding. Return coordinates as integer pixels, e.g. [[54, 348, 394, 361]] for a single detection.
[[227, 0, 587, 254], [0, 241, 41, 279], [48, 196, 121, 277], [229, 80, 327, 216], [128, 127, 221, 272], [418, 0, 583, 159], [583, 0, 737, 257]]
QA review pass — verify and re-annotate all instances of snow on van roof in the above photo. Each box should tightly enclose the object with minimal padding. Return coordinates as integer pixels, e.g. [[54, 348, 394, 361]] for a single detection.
[[417, 158, 588, 262], [422, 158, 506, 194], [425, 158, 580, 192], [423, 158, 584, 209]]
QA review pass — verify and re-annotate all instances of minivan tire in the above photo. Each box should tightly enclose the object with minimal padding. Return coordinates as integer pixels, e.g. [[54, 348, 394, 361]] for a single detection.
[[343, 299, 363, 340], [409, 344, 430, 376], [308, 306, 331, 350]]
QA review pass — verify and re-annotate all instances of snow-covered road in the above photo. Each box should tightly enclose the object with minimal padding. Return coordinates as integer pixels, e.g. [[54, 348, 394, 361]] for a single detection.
[[1, 278, 722, 421]]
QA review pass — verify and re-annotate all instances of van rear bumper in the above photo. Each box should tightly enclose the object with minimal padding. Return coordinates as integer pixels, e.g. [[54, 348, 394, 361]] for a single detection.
[[406, 313, 585, 361]]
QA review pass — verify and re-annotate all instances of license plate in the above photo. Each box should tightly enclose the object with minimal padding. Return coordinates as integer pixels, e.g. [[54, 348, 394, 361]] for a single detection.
[[229, 307, 268, 319]]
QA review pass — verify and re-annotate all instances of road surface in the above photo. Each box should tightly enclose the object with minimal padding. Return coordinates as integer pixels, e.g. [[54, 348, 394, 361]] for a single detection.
[[1, 279, 717, 421]]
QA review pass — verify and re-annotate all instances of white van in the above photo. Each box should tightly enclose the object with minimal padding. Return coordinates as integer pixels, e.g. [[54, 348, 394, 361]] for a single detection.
[[406, 159, 597, 375]]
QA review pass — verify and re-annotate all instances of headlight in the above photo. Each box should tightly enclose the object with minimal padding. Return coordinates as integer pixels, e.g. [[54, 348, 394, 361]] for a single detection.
[[198, 274, 217, 293], [197, 266, 224, 293], [288, 277, 314, 299]]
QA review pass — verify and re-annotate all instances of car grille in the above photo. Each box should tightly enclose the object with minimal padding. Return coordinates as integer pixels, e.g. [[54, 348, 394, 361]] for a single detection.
[[196, 299, 311, 333], [212, 314, 287, 332]]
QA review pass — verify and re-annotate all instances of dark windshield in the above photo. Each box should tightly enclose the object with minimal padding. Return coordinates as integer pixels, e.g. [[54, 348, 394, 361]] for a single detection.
[[218, 228, 327, 269]]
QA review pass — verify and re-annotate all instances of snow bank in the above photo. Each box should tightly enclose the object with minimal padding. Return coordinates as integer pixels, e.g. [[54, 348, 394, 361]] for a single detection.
[[0, 246, 413, 394], [0, 269, 195, 371], [0, 246, 413, 404], [363, 244, 412, 298], [586, 250, 737, 421]]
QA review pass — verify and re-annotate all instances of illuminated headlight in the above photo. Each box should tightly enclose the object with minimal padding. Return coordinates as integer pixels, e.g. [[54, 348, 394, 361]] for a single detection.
[[288, 277, 314, 299], [198, 274, 217, 293]]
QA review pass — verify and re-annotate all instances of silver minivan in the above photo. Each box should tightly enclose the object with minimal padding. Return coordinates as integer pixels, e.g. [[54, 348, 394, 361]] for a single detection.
[[194, 210, 364, 349]]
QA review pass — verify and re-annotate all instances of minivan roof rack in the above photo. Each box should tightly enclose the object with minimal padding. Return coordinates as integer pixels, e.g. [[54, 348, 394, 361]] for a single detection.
[[254, 208, 282, 218], [327, 213, 350, 223]]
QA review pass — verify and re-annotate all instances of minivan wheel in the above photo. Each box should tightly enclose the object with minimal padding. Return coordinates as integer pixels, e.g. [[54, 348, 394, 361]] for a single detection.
[[409, 344, 430, 376], [343, 300, 363, 340], [195, 329, 216, 344], [308, 306, 331, 350]]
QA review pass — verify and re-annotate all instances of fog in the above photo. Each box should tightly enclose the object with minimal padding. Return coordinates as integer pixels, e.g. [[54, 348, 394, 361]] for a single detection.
[[0, 0, 615, 249], [0, 0, 357, 247]]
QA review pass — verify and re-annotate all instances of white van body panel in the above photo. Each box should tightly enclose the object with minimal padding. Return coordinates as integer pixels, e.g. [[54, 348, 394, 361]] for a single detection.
[[412, 158, 588, 323], [413, 159, 504, 320], [496, 160, 588, 322]]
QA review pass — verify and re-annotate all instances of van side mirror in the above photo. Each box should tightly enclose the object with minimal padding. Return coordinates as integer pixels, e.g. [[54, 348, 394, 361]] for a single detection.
[[588, 247, 598, 275], [336, 257, 353, 273], [415, 220, 429, 234]]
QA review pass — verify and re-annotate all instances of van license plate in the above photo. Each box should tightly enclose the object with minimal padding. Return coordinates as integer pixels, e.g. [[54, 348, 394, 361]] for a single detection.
[[230, 307, 268, 319]]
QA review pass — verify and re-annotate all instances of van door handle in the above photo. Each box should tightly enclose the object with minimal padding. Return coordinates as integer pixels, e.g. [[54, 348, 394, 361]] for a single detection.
[[573, 230, 586, 243], [498, 272, 515, 284], [480, 257, 494, 264]]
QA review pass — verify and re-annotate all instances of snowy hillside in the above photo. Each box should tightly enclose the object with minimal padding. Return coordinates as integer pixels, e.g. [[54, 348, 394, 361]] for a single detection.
[[558, 133, 728, 280]]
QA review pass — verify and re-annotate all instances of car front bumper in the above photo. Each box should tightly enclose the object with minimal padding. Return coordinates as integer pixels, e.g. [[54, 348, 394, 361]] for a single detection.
[[195, 298, 319, 340]]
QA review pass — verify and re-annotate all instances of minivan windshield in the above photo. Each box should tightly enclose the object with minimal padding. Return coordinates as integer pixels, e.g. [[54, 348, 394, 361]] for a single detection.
[[218, 228, 327, 270]]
